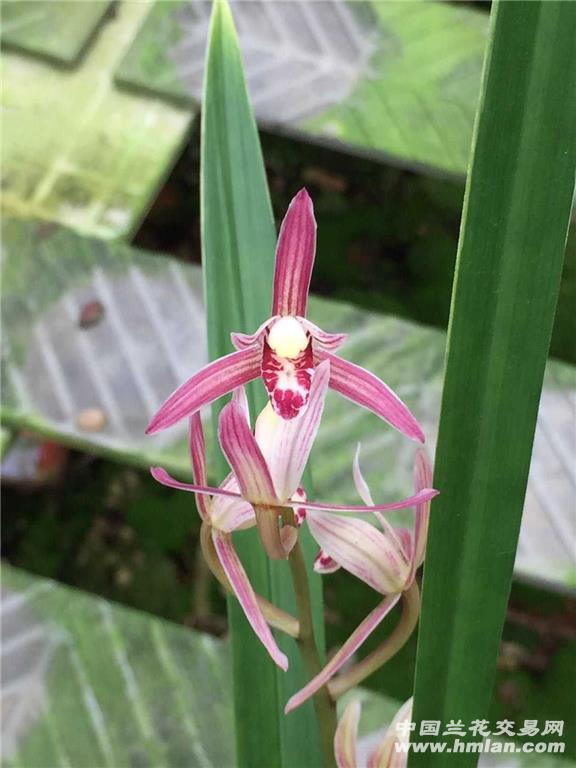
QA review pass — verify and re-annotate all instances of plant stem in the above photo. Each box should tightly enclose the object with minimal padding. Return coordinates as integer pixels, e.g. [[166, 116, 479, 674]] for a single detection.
[[328, 581, 420, 699], [288, 540, 338, 768]]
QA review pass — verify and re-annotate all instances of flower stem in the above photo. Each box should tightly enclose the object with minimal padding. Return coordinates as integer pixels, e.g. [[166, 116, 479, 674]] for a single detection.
[[288, 540, 337, 768], [328, 581, 420, 699]]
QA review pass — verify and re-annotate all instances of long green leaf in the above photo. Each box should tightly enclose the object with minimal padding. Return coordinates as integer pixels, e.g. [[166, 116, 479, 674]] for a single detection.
[[201, 3, 324, 766], [411, 2, 576, 765]]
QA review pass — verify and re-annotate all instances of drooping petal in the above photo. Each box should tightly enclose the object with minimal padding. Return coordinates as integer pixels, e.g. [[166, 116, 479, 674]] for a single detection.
[[316, 351, 425, 444], [307, 512, 409, 594], [230, 316, 277, 351], [334, 699, 361, 768], [353, 444, 408, 558], [272, 188, 316, 317], [367, 698, 413, 768], [212, 529, 288, 671], [151, 467, 238, 499], [314, 550, 341, 574], [262, 338, 314, 420], [151, 468, 437, 516], [255, 360, 330, 499], [298, 317, 347, 352], [285, 593, 401, 713], [146, 347, 261, 434], [218, 400, 278, 504], [189, 414, 209, 520]]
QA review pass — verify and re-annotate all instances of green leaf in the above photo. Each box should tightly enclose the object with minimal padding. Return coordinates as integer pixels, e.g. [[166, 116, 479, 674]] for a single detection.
[[1, 1, 192, 238], [411, 2, 576, 765], [2, 563, 234, 767], [116, 0, 487, 177], [201, 2, 324, 766], [1, 1, 114, 65]]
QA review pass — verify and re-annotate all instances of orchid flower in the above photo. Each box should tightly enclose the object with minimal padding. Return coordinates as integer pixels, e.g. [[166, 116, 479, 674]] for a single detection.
[[170, 393, 294, 671], [151, 363, 437, 667], [152, 362, 436, 563], [285, 450, 432, 713], [146, 189, 424, 443], [334, 698, 413, 768]]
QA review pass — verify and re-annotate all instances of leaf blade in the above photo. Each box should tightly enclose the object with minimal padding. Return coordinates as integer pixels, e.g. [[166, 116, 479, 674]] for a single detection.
[[201, 2, 325, 765], [411, 3, 576, 765]]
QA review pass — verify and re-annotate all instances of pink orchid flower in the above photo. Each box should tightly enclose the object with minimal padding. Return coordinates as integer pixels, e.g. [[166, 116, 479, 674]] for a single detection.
[[334, 698, 413, 768], [146, 189, 424, 442], [284, 450, 432, 714], [151, 363, 437, 668]]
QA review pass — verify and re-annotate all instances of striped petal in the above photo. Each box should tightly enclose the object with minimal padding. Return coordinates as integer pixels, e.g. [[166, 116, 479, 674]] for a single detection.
[[298, 317, 347, 352], [218, 400, 278, 504], [189, 414, 209, 520], [334, 699, 361, 768], [146, 347, 261, 434], [212, 529, 288, 671], [317, 351, 425, 444], [285, 593, 401, 713], [255, 360, 330, 500], [272, 188, 316, 317], [353, 444, 408, 556], [307, 512, 409, 594], [231, 316, 277, 351]]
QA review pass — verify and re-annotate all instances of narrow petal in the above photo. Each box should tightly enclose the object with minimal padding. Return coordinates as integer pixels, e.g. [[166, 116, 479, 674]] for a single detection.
[[146, 347, 261, 434], [334, 699, 361, 768], [189, 414, 209, 520], [410, 449, 433, 581], [231, 316, 277, 351], [317, 351, 425, 443], [212, 530, 288, 671], [353, 444, 408, 557], [297, 317, 347, 352], [151, 468, 437, 516], [285, 594, 401, 713], [307, 512, 409, 594], [218, 400, 278, 504], [151, 467, 240, 500], [294, 488, 438, 514], [255, 360, 330, 499], [272, 188, 316, 317]]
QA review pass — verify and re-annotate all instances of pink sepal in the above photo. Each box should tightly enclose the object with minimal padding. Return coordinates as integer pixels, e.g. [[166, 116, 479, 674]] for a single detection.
[[189, 414, 209, 520], [146, 347, 261, 434], [212, 530, 288, 671], [272, 188, 316, 317], [285, 593, 401, 713], [317, 351, 425, 443], [218, 400, 279, 504], [307, 511, 409, 594]]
